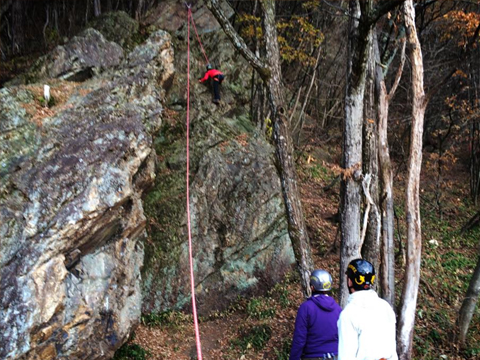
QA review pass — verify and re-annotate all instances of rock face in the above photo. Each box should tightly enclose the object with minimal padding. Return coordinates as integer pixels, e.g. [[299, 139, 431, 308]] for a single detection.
[[8, 28, 124, 86], [142, 111, 295, 314], [87, 11, 140, 50], [141, 18, 294, 314], [0, 7, 295, 360], [0, 27, 174, 360]]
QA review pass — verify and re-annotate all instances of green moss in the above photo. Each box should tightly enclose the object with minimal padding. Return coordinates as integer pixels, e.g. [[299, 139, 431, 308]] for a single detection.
[[142, 118, 187, 280], [38, 95, 56, 107]]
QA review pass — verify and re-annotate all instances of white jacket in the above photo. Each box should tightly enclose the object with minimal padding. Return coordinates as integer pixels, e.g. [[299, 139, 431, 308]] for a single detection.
[[338, 289, 398, 360]]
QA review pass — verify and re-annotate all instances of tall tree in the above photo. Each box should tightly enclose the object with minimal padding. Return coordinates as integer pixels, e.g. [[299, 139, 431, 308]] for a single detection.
[[11, 0, 23, 55], [397, 1, 427, 358], [340, 0, 372, 306], [361, 25, 381, 274], [397, 3, 480, 357], [93, 0, 101, 17], [339, 0, 404, 305], [207, 0, 314, 296], [374, 29, 406, 306]]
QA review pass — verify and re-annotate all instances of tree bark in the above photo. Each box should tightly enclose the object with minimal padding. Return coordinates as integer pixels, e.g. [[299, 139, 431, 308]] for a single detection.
[[339, 0, 373, 306], [93, 0, 101, 17], [457, 254, 480, 346], [11, 0, 24, 55], [207, 0, 270, 80], [361, 29, 381, 273], [135, 0, 145, 20], [207, 0, 314, 297], [375, 30, 406, 306], [397, 1, 427, 359]]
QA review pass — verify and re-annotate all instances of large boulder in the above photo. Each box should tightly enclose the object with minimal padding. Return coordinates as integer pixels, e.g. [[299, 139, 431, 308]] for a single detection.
[[8, 28, 124, 85], [87, 11, 140, 50], [0, 29, 174, 360]]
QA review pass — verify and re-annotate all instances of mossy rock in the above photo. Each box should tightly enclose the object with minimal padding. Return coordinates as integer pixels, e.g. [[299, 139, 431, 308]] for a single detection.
[[88, 11, 141, 50]]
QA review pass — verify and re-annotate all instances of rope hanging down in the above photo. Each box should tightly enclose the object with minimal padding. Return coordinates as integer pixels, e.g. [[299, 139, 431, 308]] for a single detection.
[[186, 6, 204, 360], [189, 9, 210, 64]]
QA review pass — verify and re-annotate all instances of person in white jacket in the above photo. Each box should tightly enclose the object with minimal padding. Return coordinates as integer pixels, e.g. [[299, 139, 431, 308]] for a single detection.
[[337, 259, 398, 360]]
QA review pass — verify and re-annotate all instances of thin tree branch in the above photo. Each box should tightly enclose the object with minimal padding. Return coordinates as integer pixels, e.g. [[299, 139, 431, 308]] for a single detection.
[[207, 0, 270, 81], [387, 37, 406, 101]]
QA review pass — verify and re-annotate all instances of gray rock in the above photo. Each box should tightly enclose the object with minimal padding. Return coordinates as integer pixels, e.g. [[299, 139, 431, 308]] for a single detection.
[[8, 28, 124, 85], [0, 4, 295, 359], [0, 30, 174, 360], [88, 11, 140, 50]]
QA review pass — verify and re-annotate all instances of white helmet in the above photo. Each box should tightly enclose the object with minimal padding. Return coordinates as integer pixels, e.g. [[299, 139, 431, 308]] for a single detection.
[[310, 269, 332, 292]]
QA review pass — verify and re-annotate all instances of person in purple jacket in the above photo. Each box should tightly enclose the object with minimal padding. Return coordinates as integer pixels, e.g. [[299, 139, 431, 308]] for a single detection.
[[290, 269, 342, 360]]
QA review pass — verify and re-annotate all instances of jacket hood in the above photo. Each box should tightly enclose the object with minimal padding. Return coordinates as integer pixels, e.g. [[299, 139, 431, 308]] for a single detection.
[[347, 289, 379, 308], [310, 294, 337, 312]]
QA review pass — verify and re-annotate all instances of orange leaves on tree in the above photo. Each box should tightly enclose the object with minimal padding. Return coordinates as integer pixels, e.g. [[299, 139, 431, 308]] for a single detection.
[[237, 14, 263, 44], [237, 11, 323, 67], [277, 16, 324, 67], [440, 10, 480, 48]]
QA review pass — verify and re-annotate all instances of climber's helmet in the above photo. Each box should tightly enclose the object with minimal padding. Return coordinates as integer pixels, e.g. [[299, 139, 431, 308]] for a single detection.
[[206, 63, 213, 71], [310, 269, 333, 292], [346, 258, 375, 291]]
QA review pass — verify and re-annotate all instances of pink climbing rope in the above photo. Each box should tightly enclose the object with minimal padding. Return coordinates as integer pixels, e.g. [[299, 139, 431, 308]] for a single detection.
[[186, 6, 204, 360], [189, 9, 210, 65]]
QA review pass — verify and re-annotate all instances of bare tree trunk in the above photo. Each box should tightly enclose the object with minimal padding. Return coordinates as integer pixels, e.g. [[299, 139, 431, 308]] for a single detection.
[[43, 5, 50, 48], [339, 0, 372, 306], [375, 30, 406, 306], [11, 0, 23, 55], [457, 254, 480, 346], [397, 1, 427, 359], [135, 0, 145, 20], [361, 31, 381, 272], [93, 0, 101, 17], [261, 0, 314, 297], [207, 0, 314, 297]]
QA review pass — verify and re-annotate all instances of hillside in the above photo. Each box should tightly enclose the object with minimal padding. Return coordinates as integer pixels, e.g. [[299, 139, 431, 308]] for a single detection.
[[2, 2, 480, 360], [116, 123, 480, 360]]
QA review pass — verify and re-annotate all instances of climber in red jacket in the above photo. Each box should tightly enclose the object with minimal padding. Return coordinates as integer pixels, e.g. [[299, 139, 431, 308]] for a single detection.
[[199, 64, 225, 104]]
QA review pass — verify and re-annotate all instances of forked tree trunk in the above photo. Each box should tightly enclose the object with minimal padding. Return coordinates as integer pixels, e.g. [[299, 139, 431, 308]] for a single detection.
[[340, 0, 404, 306], [397, 1, 427, 359], [375, 31, 406, 306], [207, 0, 314, 297]]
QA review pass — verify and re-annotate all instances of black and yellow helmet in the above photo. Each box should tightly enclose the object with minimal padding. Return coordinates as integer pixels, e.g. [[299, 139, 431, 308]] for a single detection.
[[206, 63, 213, 70], [346, 258, 375, 291]]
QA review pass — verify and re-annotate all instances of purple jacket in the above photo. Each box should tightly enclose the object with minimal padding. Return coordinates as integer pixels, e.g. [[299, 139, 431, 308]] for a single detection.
[[289, 294, 342, 360]]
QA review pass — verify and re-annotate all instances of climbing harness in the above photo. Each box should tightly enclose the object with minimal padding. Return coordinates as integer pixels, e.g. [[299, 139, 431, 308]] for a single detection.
[[185, 4, 204, 360]]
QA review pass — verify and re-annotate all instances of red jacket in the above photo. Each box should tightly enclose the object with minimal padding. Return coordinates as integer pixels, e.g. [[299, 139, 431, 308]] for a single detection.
[[199, 69, 223, 83]]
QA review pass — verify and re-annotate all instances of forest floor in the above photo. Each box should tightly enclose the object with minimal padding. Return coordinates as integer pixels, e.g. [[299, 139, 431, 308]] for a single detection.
[[118, 125, 480, 360], [2, 55, 479, 360]]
